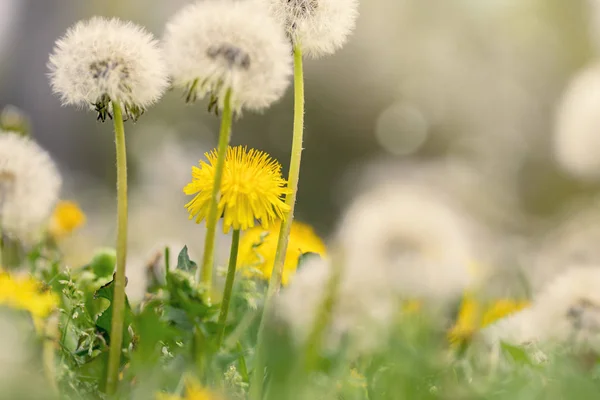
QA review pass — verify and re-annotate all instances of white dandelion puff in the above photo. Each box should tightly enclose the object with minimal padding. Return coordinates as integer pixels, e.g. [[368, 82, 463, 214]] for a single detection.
[[481, 307, 538, 346], [484, 266, 600, 350], [48, 17, 168, 121], [553, 64, 600, 180], [338, 183, 477, 301], [163, 0, 292, 113], [276, 256, 396, 354], [263, 0, 359, 58], [0, 132, 61, 242]]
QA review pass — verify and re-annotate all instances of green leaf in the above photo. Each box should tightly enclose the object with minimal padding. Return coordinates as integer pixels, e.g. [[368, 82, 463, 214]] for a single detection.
[[177, 245, 197, 273], [501, 341, 533, 365], [133, 301, 179, 363], [94, 278, 134, 347]]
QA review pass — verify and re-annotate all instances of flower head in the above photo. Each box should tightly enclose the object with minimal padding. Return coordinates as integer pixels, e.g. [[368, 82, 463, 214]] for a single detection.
[[184, 146, 290, 233], [554, 64, 600, 180], [163, 0, 292, 113], [276, 256, 397, 354], [448, 293, 529, 347], [338, 184, 477, 301], [0, 271, 58, 318], [263, 0, 359, 58], [0, 132, 61, 242], [48, 17, 168, 121], [484, 266, 600, 350], [48, 200, 86, 239], [238, 220, 326, 285], [156, 377, 221, 400]]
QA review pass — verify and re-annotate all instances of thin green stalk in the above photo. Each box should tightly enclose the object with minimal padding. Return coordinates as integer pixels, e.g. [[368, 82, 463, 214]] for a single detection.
[[199, 88, 233, 302], [300, 259, 341, 372], [216, 229, 240, 347], [250, 45, 305, 400], [269, 45, 305, 298], [106, 102, 129, 395]]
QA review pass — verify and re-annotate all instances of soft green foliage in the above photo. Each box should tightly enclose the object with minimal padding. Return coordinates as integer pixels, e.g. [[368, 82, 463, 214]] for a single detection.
[[5, 240, 600, 400]]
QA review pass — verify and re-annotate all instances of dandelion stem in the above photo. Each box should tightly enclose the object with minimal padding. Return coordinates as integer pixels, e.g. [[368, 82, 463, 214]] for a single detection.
[[106, 102, 129, 395], [250, 45, 305, 400], [199, 88, 233, 302], [216, 229, 240, 347], [301, 259, 341, 372], [269, 45, 305, 297]]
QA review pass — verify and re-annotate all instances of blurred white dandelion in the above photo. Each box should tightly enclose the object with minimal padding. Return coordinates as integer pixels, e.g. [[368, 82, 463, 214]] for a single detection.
[[0, 132, 61, 242], [48, 17, 168, 120], [276, 256, 396, 354], [553, 64, 600, 181], [163, 0, 292, 113], [263, 0, 359, 58], [484, 266, 600, 350], [529, 200, 600, 292], [337, 183, 478, 301]]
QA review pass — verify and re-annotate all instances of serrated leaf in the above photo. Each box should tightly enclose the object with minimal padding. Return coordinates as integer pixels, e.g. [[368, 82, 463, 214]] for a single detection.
[[177, 246, 197, 273], [94, 279, 134, 347], [133, 301, 179, 363]]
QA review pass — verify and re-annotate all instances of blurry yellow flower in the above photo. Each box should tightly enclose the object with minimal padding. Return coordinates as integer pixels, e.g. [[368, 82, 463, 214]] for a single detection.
[[448, 293, 529, 346], [237, 220, 326, 285], [156, 378, 220, 400], [402, 299, 422, 314], [48, 200, 86, 238], [184, 146, 290, 233], [0, 271, 58, 318]]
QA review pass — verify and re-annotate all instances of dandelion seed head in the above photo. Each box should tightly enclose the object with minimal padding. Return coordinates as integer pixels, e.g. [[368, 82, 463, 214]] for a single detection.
[[485, 267, 600, 349], [48, 17, 168, 119], [264, 0, 359, 58], [184, 146, 290, 233], [338, 183, 477, 301], [449, 293, 529, 347], [0, 132, 61, 242], [481, 307, 538, 346], [276, 256, 396, 354], [554, 64, 600, 180], [163, 0, 292, 113]]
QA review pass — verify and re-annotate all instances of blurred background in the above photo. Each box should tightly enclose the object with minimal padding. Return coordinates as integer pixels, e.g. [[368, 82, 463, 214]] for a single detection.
[[3, 0, 600, 295]]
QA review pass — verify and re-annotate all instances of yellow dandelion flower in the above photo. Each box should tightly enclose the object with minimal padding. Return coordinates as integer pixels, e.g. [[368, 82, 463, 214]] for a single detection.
[[448, 293, 529, 346], [0, 271, 58, 318], [402, 299, 422, 314], [156, 378, 221, 400], [237, 220, 327, 285], [48, 200, 86, 238], [184, 146, 290, 233]]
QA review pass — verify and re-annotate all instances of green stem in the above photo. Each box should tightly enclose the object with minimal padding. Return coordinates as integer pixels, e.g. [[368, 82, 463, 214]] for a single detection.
[[198, 88, 233, 302], [237, 341, 250, 383], [250, 45, 305, 400], [269, 45, 304, 297], [301, 259, 341, 372], [216, 229, 240, 347], [106, 102, 129, 395]]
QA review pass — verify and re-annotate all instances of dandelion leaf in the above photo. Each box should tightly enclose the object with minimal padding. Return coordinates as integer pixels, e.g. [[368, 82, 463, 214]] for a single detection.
[[177, 245, 198, 273], [94, 278, 134, 347]]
